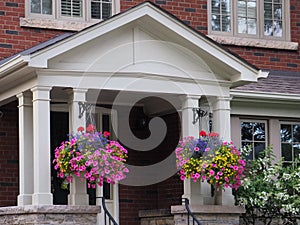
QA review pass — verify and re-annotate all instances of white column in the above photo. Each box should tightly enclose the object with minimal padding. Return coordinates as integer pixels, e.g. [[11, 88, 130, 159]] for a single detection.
[[67, 88, 89, 205], [17, 92, 33, 206], [181, 95, 212, 205], [31, 86, 53, 205], [212, 96, 235, 206]]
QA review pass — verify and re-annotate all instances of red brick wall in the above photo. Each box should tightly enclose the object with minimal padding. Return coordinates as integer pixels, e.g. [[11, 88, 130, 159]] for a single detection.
[[0, 1, 65, 61], [0, 101, 19, 207]]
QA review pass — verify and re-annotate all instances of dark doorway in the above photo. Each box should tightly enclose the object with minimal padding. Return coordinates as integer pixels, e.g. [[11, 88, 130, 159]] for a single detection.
[[50, 111, 69, 205]]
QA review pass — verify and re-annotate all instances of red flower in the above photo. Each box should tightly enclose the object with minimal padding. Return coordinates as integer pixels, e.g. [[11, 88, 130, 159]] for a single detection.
[[103, 131, 110, 137], [77, 126, 84, 132], [199, 130, 207, 137], [208, 132, 219, 137], [86, 124, 95, 133]]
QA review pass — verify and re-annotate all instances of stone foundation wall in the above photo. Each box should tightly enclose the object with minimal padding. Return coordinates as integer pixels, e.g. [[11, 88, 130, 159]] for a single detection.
[[171, 205, 245, 225], [139, 209, 174, 225], [0, 205, 101, 225]]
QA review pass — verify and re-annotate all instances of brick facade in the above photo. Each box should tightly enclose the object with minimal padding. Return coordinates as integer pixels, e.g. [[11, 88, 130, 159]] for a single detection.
[[0, 101, 18, 207], [0, 0, 300, 224]]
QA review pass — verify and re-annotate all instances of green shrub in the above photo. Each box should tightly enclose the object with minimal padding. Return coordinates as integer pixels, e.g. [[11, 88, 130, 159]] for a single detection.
[[235, 146, 300, 225]]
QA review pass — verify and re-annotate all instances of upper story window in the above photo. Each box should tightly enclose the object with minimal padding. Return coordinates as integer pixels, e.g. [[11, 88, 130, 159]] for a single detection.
[[23, 0, 120, 31], [208, 0, 290, 41], [241, 120, 267, 160], [280, 123, 300, 166]]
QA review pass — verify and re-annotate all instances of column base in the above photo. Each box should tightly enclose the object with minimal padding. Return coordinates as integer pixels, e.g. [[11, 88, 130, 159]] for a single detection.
[[32, 193, 53, 205], [0, 205, 100, 225], [68, 194, 89, 206], [17, 194, 32, 206], [172, 205, 245, 225], [214, 188, 235, 206]]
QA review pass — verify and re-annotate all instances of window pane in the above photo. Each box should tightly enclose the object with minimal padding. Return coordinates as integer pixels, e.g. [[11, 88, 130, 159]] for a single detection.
[[294, 145, 300, 160], [238, 17, 247, 33], [282, 143, 293, 161], [247, 18, 257, 34], [237, 0, 257, 35], [212, 0, 221, 14], [264, 1, 283, 37], [212, 14, 221, 31], [102, 0, 111, 19], [274, 4, 282, 19], [91, 0, 112, 20], [91, 1, 101, 19], [254, 142, 265, 159], [61, 0, 82, 17], [31, 0, 41, 13], [281, 124, 292, 142], [242, 141, 253, 160], [237, 1, 246, 17], [221, 16, 231, 31], [241, 122, 253, 141], [221, 0, 231, 15], [264, 3, 272, 19], [42, 0, 52, 14], [253, 122, 265, 141], [293, 124, 300, 142], [211, 0, 231, 32]]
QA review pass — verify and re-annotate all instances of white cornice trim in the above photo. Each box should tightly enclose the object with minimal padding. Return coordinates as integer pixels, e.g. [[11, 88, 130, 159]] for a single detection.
[[231, 90, 300, 103], [36, 69, 233, 87]]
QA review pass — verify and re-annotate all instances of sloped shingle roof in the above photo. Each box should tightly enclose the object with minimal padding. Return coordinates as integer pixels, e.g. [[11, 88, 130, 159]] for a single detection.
[[233, 70, 300, 95]]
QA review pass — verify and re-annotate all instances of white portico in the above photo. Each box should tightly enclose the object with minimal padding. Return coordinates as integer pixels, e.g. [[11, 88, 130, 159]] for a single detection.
[[0, 1, 266, 215]]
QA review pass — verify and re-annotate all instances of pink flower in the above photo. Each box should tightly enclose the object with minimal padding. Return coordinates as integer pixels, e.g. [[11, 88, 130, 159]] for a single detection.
[[180, 175, 185, 181], [209, 170, 215, 176], [215, 175, 219, 180], [194, 147, 200, 152]]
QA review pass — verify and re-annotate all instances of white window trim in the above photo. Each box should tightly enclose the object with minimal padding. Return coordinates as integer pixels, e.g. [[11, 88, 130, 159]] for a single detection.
[[22, 0, 120, 31], [208, 0, 291, 42]]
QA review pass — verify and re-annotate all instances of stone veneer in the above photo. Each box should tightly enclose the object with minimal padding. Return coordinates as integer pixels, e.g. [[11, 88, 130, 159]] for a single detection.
[[0, 205, 101, 225], [139, 209, 174, 225], [171, 205, 245, 225]]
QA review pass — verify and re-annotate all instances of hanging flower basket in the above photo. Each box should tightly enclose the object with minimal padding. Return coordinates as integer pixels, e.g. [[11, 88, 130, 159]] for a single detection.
[[175, 131, 246, 189], [53, 124, 129, 189]]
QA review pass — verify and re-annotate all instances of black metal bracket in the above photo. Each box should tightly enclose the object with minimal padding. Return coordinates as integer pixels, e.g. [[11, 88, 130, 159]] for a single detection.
[[0, 111, 3, 119], [192, 108, 208, 124], [78, 102, 93, 119]]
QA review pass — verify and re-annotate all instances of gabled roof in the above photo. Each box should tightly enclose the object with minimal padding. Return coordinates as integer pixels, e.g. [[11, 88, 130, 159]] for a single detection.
[[0, 1, 267, 88]]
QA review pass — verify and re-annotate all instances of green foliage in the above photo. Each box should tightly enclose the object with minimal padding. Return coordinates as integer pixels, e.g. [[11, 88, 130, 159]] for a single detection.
[[236, 146, 300, 225]]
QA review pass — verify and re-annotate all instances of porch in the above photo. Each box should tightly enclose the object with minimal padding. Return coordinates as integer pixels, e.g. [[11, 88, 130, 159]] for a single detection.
[[0, 2, 266, 224]]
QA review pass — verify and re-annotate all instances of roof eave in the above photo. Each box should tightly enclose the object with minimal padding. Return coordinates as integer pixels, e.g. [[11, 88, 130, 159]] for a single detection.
[[0, 55, 29, 77]]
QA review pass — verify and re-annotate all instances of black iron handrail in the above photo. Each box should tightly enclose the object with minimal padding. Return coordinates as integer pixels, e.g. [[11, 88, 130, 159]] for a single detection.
[[182, 198, 202, 225], [96, 197, 118, 225]]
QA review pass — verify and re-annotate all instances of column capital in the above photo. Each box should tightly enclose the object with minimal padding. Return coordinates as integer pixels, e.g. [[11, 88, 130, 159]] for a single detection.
[[31, 86, 52, 102], [17, 92, 33, 108], [180, 95, 201, 110], [66, 88, 88, 103], [30, 86, 52, 93]]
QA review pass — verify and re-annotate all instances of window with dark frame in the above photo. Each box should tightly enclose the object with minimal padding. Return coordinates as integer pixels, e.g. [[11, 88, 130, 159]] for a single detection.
[[241, 121, 267, 160]]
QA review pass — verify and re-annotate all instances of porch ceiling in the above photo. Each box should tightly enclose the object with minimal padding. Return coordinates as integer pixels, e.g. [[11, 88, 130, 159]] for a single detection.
[[0, 1, 267, 103]]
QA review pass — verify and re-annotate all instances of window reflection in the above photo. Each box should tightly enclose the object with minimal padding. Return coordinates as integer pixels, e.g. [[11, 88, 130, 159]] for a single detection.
[[281, 123, 300, 164], [241, 121, 266, 160], [211, 0, 231, 32]]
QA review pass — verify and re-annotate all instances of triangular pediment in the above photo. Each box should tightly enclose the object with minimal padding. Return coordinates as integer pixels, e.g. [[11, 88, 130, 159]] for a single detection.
[[25, 2, 266, 85]]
